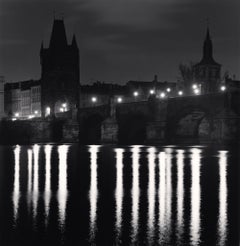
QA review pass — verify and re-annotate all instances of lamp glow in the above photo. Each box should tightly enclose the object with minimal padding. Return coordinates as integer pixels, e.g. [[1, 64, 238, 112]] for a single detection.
[[178, 91, 183, 96], [92, 97, 97, 103], [220, 85, 226, 92], [133, 91, 139, 97], [117, 97, 122, 103]]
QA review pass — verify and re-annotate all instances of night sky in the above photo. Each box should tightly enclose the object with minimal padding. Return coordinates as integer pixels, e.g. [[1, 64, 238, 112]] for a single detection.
[[0, 0, 239, 84]]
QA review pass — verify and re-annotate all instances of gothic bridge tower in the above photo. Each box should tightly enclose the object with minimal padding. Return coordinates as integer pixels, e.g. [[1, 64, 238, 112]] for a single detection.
[[40, 18, 80, 117], [193, 28, 221, 94]]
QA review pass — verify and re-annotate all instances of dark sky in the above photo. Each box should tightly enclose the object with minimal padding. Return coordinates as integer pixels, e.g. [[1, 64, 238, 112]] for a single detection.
[[0, 0, 239, 84]]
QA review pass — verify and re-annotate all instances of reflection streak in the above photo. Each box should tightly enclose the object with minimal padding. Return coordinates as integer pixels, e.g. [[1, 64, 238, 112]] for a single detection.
[[115, 148, 124, 244], [176, 150, 184, 242], [147, 147, 156, 245], [44, 145, 52, 224], [33, 144, 40, 221], [58, 145, 69, 230], [218, 151, 228, 246], [158, 151, 166, 243], [13, 145, 21, 225], [131, 146, 140, 243], [89, 145, 100, 243], [190, 148, 201, 246], [27, 149, 32, 208]]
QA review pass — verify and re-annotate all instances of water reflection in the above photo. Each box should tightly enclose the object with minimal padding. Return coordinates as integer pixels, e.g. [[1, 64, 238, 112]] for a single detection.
[[176, 150, 184, 243], [57, 145, 69, 230], [190, 148, 202, 246], [131, 146, 140, 243], [217, 151, 228, 246], [165, 148, 172, 241], [33, 144, 40, 222], [44, 145, 52, 224], [114, 148, 124, 244], [89, 145, 100, 243], [147, 147, 156, 245], [27, 149, 33, 207], [158, 151, 166, 243], [13, 145, 21, 225]]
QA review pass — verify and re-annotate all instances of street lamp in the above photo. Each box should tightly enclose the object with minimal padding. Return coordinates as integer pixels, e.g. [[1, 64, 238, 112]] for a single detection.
[[117, 97, 122, 103], [178, 90, 183, 96], [133, 91, 139, 97], [34, 110, 38, 115], [192, 84, 197, 90], [91, 97, 97, 103], [160, 92, 166, 98], [15, 112, 19, 117], [166, 88, 171, 92], [149, 89, 155, 95], [46, 107, 50, 116], [194, 88, 200, 95], [220, 85, 226, 92]]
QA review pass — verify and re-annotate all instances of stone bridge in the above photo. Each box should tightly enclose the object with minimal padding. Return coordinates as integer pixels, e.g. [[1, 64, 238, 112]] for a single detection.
[[77, 91, 240, 144]]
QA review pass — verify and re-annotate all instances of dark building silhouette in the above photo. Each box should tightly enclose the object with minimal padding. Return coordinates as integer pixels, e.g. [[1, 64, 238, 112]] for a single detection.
[[194, 27, 221, 93], [40, 18, 80, 117]]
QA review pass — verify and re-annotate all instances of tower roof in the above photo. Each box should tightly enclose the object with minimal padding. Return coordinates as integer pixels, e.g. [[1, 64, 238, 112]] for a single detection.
[[197, 27, 220, 66], [49, 19, 68, 49], [71, 34, 78, 49]]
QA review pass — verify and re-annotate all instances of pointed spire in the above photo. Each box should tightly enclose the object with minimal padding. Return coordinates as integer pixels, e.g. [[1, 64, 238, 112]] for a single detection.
[[49, 19, 68, 49], [202, 26, 215, 63], [71, 34, 78, 49]]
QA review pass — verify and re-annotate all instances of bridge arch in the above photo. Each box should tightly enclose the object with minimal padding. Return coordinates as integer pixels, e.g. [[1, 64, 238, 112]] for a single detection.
[[117, 112, 149, 144], [79, 113, 105, 144]]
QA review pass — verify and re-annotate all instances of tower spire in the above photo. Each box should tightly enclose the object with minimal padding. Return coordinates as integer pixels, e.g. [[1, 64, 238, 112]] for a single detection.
[[49, 18, 68, 49]]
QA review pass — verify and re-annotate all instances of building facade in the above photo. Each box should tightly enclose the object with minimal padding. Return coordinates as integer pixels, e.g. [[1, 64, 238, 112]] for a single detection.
[[0, 76, 4, 119], [4, 80, 41, 118], [193, 28, 221, 94], [40, 18, 80, 117]]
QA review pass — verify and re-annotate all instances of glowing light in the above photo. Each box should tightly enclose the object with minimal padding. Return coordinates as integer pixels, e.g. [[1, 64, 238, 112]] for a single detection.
[[91, 97, 97, 103], [115, 148, 124, 243], [133, 91, 139, 97], [12, 118, 17, 121], [149, 89, 155, 95], [194, 88, 200, 95], [178, 91, 183, 96], [117, 97, 122, 103], [60, 107, 64, 112], [220, 85, 226, 91], [62, 103, 67, 108], [46, 107, 50, 116], [28, 115, 34, 119], [160, 92, 166, 98], [166, 88, 171, 92], [15, 112, 19, 117], [192, 84, 197, 89], [34, 110, 38, 115]]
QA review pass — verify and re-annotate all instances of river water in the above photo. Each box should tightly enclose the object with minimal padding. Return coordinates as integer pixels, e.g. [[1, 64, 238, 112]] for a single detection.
[[0, 144, 239, 245]]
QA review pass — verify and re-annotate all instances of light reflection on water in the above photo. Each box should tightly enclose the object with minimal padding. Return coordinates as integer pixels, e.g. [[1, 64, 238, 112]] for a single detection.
[[147, 147, 156, 245], [190, 148, 202, 246], [8, 144, 234, 245], [176, 149, 184, 243], [131, 146, 140, 243], [115, 148, 124, 244], [57, 145, 69, 230], [13, 145, 20, 225], [89, 145, 100, 243], [44, 145, 52, 224], [218, 151, 228, 246]]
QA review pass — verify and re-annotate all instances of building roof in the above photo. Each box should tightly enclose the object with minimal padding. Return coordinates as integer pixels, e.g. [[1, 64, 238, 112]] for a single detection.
[[5, 80, 41, 90]]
